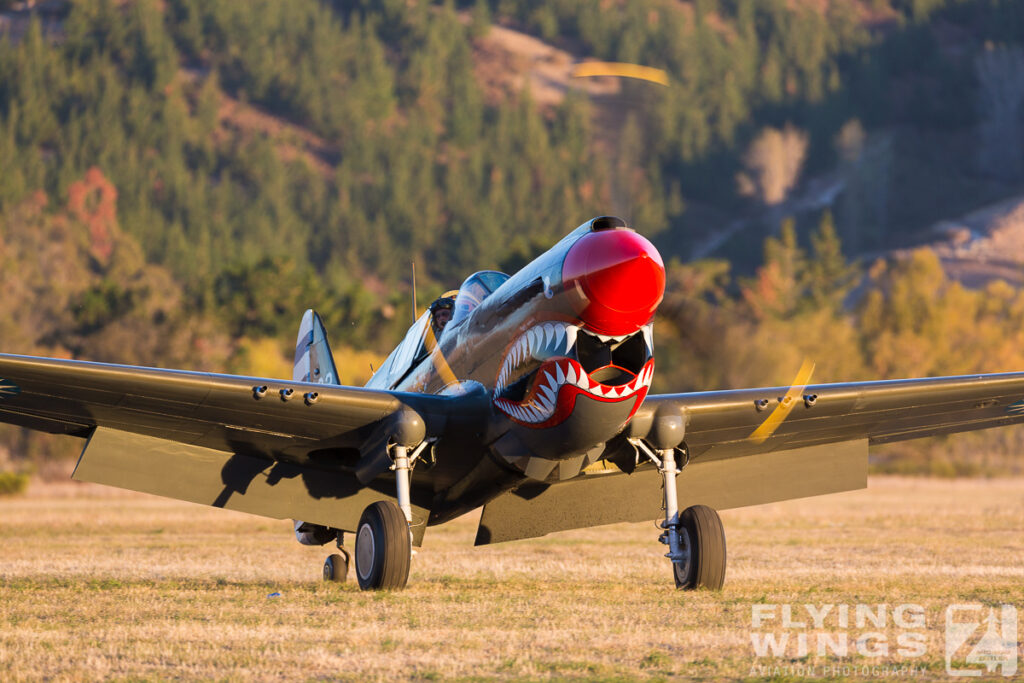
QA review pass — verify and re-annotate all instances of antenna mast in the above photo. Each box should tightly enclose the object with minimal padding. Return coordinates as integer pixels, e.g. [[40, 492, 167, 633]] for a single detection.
[[411, 261, 418, 322]]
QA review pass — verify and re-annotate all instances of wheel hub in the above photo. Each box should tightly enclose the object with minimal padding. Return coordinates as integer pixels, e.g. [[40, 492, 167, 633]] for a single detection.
[[356, 523, 375, 580]]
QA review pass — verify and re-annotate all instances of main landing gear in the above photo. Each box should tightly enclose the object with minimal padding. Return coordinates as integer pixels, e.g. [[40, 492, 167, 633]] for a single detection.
[[630, 413, 727, 590], [354, 500, 411, 590], [322, 422, 429, 591]]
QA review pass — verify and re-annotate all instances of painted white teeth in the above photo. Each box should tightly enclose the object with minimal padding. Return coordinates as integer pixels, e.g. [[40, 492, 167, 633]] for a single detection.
[[539, 377, 556, 404], [589, 330, 630, 344], [498, 322, 657, 421], [564, 325, 578, 353]]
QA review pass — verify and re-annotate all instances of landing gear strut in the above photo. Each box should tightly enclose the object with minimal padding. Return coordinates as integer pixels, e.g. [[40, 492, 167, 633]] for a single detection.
[[632, 435, 727, 590], [350, 431, 431, 591]]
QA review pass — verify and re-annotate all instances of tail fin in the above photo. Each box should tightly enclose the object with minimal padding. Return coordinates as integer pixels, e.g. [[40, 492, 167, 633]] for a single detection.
[[293, 310, 339, 384]]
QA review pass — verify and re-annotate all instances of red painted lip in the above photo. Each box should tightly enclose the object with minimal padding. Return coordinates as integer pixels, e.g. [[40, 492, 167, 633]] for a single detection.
[[561, 229, 666, 336]]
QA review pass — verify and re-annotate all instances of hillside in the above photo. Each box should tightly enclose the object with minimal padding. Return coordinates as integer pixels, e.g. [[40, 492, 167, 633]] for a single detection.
[[3, 0, 1023, 281], [4, 0, 1024, 471]]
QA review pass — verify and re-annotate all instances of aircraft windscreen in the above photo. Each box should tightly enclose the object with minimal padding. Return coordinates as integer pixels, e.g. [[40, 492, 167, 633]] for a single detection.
[[450, 271, 510, 326], [364, 311, 431, 389]]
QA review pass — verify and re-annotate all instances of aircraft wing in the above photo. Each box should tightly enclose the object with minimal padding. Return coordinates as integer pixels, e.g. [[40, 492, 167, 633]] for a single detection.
[[476, 371, 1024, 544], [644, 371, 1024, 459], [0, 353, 463, 543], [0, 353, 410, 448]]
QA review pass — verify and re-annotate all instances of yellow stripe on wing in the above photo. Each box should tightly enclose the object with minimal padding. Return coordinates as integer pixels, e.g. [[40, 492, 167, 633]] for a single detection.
[[747, 358, 815, 445]]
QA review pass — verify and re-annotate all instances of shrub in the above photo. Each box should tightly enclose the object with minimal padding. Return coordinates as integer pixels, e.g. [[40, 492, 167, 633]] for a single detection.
[[0, 471, 29, 496]]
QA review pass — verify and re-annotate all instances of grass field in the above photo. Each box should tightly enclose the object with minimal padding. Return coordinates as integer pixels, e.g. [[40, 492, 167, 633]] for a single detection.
[[1, 477, 1022, 681]]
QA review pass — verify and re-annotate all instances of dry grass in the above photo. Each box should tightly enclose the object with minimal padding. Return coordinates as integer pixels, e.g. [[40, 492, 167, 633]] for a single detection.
[[1, 477, 1023, 681]]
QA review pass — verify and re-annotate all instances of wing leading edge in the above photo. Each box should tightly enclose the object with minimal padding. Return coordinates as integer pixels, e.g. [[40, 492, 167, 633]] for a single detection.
[[477, 371, 1024, 544], [0, 353, 465, 540], [0, 352, 456, 457], [640, 371, 1024, 462]]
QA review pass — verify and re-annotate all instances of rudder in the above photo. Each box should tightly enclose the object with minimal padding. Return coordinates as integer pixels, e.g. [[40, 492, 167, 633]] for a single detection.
[[294, 310, 340, 384]]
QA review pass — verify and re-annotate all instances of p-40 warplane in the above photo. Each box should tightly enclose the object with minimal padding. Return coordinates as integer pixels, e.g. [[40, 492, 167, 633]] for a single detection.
[[2, 215, 1024, 590]]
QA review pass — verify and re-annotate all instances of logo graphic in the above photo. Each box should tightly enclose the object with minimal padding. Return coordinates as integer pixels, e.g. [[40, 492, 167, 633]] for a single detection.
[[0, 379, 20, 401], [946, 604, 1018, 677], [1006, 399, 1024, 416]]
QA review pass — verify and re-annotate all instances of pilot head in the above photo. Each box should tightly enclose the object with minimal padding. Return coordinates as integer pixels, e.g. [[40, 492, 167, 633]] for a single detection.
[[429, 296, 455, 335]]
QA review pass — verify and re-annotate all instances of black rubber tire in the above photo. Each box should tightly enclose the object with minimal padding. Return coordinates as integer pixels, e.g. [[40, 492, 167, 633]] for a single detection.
[[673, 504, 727, 590], [354, 501, 411, 590], [323, 553, 348, 582]]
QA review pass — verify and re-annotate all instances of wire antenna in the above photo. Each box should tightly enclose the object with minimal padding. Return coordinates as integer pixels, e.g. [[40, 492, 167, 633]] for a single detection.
[[411, 261, 418, 322]]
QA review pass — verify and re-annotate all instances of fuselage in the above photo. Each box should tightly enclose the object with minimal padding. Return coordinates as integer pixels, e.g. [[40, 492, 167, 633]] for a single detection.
[[365, 217, 666, 523]]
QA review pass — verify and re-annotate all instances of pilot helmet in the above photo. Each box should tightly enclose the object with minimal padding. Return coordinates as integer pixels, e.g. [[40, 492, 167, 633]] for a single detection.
[[429, 296, 455, 315]]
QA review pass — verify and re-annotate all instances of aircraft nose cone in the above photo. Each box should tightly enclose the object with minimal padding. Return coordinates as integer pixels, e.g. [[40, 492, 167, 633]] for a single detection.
[[561, 228, 666, 336]]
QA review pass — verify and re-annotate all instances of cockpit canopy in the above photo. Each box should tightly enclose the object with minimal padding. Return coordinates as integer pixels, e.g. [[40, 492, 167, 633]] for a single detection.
[[451, 271, 510, 327], [365, 273, 508, 390], [365, 311, 431, 390]]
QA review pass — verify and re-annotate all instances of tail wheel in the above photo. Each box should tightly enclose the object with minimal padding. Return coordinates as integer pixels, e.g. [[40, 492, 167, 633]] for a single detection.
[[354, 501, 411, 590], [673, 505, 726, 590], [322, 552, 348, 582]]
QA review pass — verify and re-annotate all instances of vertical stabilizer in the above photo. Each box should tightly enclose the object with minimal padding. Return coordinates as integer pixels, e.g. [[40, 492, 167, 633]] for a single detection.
[[293, 310, 340, 384]]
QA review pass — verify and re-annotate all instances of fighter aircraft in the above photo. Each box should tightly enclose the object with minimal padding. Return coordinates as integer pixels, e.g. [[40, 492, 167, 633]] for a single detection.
[[3, 215, 1024, 591]]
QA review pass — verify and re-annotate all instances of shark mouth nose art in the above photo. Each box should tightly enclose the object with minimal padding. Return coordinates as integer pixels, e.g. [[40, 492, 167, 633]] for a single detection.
[[494, 322, 654, 426]]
